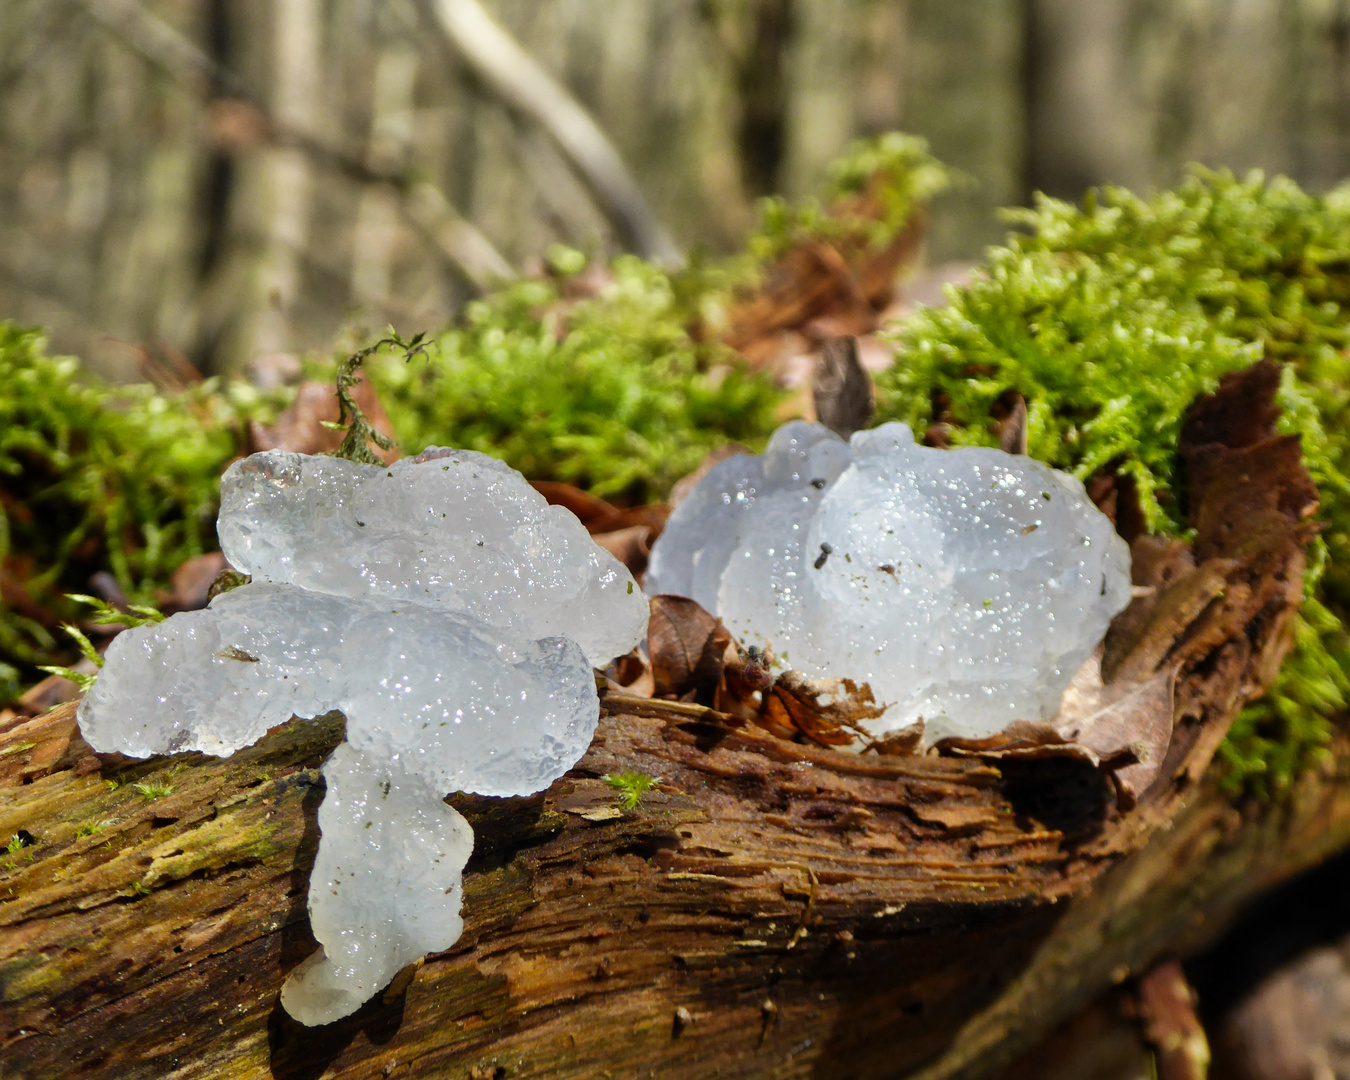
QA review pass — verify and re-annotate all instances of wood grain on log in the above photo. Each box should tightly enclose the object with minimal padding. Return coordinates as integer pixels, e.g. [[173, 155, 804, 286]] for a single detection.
[[1, 364, 1340, 1079]]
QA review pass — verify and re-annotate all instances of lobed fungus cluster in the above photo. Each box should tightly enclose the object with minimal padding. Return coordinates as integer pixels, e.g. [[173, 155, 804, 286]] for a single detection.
[[646, 420, 1131, 741], [78, 447, 647, 1024]]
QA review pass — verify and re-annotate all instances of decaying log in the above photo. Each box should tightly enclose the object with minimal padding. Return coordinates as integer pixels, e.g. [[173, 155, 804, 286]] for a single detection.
[[1, 362, 1343, 1079]]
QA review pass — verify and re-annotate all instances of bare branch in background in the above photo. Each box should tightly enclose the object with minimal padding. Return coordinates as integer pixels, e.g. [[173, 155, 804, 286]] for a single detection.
[[72, 0, 513, 291], [415, 0, 685, 267]]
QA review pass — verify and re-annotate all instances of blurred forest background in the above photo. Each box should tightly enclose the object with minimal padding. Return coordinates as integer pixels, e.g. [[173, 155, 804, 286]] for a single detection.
[[4, 0, 1350, 379]]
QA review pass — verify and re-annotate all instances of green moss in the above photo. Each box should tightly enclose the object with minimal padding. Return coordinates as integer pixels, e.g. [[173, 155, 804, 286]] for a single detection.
[[603, 770, 659, 811], [877, 168, 1350, 796], [0, 325, 264, 675], [750, 133, 954, 262], [337, 256, 786, 502]]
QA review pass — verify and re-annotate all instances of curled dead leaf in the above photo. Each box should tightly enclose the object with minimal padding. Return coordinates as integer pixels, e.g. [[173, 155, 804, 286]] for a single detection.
[[530, 480, 616, 525], [1053, 655, 1177, 807], [163, 551, 228, 613], [995, 394, 1028, 456], [593, 524, 653, 578], [759, 672, 887, 748], [863, 721, 925, 757], [604, 649, 655, 699], [648, 596, 732, 703], [531, 481, 670, 575]]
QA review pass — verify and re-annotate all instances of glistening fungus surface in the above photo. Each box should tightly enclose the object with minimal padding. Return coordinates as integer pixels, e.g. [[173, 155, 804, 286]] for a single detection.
[[646, 420, 1131, 741], [76, 447, 647, 1025]]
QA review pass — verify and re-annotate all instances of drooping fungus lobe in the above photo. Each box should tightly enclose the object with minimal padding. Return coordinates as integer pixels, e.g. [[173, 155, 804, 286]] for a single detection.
[[77, 448, 647, 1025], [646, 421, 1131, 741]]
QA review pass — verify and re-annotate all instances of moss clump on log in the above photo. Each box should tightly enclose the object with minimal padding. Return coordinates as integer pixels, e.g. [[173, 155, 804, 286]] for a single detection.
[[0, 325, 261, 676], [876, 169, 1350, 795]]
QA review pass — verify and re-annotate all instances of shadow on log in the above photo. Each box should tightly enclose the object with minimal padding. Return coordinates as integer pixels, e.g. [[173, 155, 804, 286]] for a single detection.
[[0, 362, 1342, 1080]]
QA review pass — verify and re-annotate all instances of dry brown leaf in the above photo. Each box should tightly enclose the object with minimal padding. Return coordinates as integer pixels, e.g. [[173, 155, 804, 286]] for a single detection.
[[722, 181, 925, 374], [1181, 357, 1283, 450], [995, 394, 1028, 456], [163, 551, 228, 613], [812, 335, 874, 439], [592, 525, 653, 578], [604, 649, 655, 699], [864, 721, 925, 757], [725, 241, 877, 366], [759, 672, 886, 748], [531, 481, 670, 565], [933, 657, 1173, 808], [1053, 655, 1176, 807], [530, 480, 617, 526], [1085, 469, 1148, 544], [648, 595, 732, 702]]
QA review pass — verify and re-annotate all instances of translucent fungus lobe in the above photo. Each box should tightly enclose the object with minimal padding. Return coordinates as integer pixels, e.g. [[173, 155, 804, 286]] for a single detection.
[[78, 448, 647, 1024], [646, 421, 1131, 741]]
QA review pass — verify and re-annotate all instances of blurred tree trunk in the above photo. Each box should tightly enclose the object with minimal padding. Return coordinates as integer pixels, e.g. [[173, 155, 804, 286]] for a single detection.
[[243, 0, 320, 364]]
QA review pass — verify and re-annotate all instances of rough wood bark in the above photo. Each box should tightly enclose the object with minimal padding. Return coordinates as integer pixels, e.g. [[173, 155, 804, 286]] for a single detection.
[[0, 367, 1340, 1079]]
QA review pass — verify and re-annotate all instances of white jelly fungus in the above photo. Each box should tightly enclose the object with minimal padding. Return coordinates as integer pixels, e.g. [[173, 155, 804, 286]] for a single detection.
[[77, 447, 647, 1025], [645, 420, 1132, 741]]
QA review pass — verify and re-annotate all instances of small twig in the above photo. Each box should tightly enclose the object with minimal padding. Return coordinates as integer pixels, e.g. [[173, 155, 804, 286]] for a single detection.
[[600, 690, 742, 728]]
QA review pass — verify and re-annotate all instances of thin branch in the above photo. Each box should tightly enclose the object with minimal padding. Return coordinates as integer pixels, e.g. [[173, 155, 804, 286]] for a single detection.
[[72, 0, 513, 291], [414, 0, 685, 267]]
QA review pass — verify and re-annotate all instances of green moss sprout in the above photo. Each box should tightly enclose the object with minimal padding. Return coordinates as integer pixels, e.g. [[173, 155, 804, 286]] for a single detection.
[[603, 770, 659, 811]]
